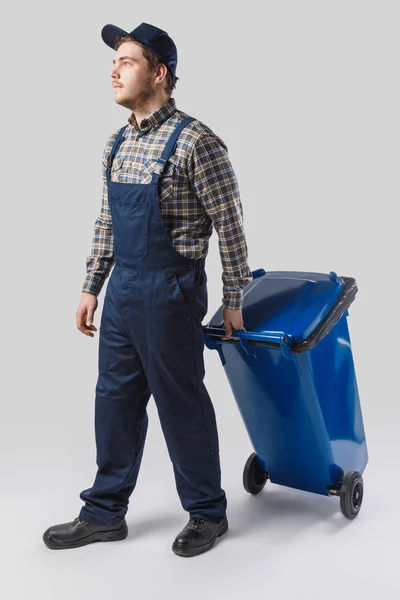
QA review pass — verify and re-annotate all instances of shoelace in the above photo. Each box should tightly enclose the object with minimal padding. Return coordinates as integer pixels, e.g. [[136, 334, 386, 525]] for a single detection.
[[189, 518, 206, 529]]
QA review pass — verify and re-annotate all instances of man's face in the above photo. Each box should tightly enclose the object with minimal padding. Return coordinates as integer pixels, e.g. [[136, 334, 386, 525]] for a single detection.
[[110, 40, 155, 108]]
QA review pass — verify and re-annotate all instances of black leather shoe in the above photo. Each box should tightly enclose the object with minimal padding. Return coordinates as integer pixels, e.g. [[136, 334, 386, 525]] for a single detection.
[[172, 517, 228, 557], [42, 516, 128, 550]]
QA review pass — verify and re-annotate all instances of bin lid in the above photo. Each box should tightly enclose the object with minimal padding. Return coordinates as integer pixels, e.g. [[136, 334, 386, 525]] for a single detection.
[[208, 270, 345, 343]]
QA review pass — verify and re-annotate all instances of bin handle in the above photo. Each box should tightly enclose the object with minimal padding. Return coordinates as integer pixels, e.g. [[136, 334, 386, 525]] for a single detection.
[[251, 268, 266, 279], [202, 325, 293, 348]]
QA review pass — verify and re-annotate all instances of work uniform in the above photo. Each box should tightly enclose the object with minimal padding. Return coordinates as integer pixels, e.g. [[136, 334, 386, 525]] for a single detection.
[[78, 117, 228, 526]]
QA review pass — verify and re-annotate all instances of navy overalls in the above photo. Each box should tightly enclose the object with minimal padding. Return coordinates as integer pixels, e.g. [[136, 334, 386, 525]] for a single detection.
[[79, 117, 227, 526]]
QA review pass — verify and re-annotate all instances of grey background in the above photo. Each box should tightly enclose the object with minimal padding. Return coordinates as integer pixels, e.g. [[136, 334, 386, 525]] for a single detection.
[[1, 0, 399, 598]]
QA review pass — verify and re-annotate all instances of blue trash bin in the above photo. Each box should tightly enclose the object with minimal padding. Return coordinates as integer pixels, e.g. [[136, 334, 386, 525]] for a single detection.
[[203, 269, 368, 519]]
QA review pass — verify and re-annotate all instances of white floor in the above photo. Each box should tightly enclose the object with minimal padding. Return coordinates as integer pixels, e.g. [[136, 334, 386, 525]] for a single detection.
[[3, 404, 398, 600]]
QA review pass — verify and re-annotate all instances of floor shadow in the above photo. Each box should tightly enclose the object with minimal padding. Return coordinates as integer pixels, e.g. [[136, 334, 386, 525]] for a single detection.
[[226, 483, 355, 540]]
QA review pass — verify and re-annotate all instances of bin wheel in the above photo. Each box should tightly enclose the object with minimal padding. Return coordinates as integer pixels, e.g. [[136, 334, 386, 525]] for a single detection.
[[243, 452, 269, 495], [339, 471, 364, 519]]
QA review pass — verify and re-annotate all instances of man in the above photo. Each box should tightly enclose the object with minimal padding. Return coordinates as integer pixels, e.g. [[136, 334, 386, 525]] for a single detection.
[[43, 22, 253, 557]]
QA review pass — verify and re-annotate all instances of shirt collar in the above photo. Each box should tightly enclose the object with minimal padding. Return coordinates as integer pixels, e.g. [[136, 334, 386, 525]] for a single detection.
[[128, 97, 177, 133]]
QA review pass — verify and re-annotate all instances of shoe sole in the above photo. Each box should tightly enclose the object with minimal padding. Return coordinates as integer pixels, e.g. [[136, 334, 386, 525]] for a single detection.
[[42, 521, 128, 550], [172, 519, 228, 557]]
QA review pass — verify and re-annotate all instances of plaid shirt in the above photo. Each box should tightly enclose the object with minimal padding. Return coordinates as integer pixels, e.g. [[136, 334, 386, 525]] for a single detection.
[[82, 97, 253, 309]]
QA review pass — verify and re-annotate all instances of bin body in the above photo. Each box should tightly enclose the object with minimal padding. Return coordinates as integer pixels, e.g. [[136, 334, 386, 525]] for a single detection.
[[203, 270, 368, 496]]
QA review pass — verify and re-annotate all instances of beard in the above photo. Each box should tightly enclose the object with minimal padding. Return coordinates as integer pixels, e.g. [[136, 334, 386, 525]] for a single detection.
[[117, 73, 156, 114]]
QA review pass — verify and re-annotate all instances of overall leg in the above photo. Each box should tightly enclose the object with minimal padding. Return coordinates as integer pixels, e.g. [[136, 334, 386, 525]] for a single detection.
[[138, 267, 227, 525], [79, 282, 151, 526]]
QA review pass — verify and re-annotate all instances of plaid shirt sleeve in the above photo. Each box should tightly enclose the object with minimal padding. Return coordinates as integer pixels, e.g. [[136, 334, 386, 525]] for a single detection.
[[188, 134, 253, 310], [81, 141, 115, 296]]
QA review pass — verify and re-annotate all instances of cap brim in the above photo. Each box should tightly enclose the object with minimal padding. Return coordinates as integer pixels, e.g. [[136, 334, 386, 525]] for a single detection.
[[101, 24, 136, 49]]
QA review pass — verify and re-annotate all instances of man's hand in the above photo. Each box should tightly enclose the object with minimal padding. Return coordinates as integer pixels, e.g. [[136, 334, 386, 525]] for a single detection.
[[76, 292, 98, 337], [221, 307, 246, 340]]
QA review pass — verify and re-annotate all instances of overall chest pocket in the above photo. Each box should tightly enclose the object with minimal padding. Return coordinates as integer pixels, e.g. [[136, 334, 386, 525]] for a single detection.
[[111, 196, 149, 260]]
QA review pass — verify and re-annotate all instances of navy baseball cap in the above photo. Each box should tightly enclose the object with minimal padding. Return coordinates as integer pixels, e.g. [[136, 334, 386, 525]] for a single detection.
[[101, 22, 178, 84]]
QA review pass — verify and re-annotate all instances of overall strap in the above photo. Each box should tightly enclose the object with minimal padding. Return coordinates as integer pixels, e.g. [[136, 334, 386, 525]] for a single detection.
[[151, 117, 196, 184], [106, 124, 129, 183]]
